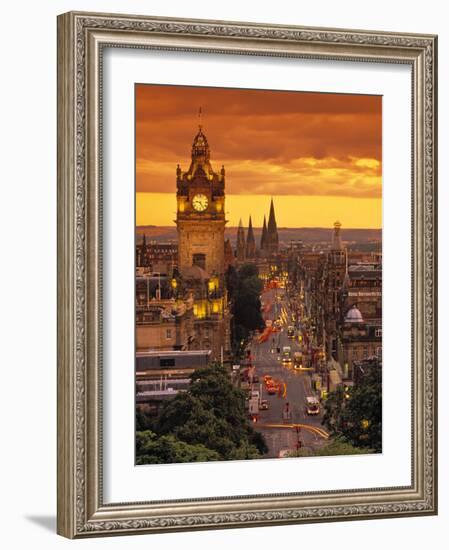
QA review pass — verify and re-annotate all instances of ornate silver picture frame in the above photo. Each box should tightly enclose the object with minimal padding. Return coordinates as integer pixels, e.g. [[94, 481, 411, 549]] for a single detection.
[[57, 11, 437, 538]]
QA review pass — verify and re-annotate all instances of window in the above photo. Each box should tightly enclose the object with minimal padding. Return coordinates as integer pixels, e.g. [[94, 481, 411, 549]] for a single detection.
[[375, 328, 382, 338], [160, 358, 175, 368], [192, 253, 206, 270], [166, 329, 172, 339]]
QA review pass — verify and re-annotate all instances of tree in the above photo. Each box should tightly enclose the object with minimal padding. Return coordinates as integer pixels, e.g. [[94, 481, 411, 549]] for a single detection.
[[136, 405, 157, 431], [154, 363, 267, 460], [136, 430, 220, 464], [322, 366, 382, 451], [227, 263, 264, 357], [286, 438, 373, 458]]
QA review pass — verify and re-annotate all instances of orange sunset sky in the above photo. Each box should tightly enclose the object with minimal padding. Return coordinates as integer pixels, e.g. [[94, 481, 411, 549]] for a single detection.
[[136, 84, 382, 229]]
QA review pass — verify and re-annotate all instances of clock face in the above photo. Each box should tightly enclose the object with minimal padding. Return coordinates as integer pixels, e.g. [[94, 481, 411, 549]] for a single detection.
[[192, 193, 208, 212]]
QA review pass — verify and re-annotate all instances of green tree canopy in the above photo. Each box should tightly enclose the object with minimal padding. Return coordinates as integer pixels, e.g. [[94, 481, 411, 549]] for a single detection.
[[322, 366, 382, 452], [286, 438, 373, 458], [136, 430, 220, 464], [233, 264, 264, 332], [154, 363, 267, 461]]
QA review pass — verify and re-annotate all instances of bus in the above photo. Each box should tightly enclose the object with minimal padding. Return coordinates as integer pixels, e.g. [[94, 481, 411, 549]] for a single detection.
[[305, 396, 320, 415]]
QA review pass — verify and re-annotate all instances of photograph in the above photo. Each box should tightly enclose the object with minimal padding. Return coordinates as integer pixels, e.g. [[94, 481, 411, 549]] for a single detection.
[[55, 9, 437, 538], [134, 84, 383, 464]]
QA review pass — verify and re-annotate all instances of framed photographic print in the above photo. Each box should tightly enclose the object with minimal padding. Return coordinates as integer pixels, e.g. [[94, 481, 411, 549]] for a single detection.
[[57, 11, 437, 538]]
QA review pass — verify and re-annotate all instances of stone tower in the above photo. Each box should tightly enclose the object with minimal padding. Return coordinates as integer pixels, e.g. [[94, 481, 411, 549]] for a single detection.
[[260, 215, 268, 252], [176, 126, 226, 276], [328, 221, 347, 318], [236, 219, 246, 262], [224, 238, 234, 268], [245, 216, 256, 259]]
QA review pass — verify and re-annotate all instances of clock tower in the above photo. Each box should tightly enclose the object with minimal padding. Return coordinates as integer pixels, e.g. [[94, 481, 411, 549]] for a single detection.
[[176, 126, 226, 276]]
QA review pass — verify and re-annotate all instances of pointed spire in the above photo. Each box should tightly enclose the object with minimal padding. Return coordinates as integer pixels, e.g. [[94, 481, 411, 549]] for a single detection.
[[246, 216, 256, 259], [236, 218, 246, 262], [266, 198, 279, 254], [260, 215, 267, 250], [268, 198, 277, 231], [191, 118, 210, 162]]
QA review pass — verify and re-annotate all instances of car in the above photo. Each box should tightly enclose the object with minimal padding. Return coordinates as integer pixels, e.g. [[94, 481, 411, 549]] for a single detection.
[[260, 399, 269, 410], [267, 382, 280, 395]]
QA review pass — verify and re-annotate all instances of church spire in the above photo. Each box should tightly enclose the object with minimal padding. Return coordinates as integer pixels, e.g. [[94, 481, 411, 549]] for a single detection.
[[260, 215, 267, 250], [246, 216, 256, 259], [266, 198, 279, 254], [236, 218, 246, 262]]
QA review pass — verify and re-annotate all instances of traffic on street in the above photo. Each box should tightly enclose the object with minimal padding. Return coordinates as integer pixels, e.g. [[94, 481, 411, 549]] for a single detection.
[[241, 281, 329, 458]]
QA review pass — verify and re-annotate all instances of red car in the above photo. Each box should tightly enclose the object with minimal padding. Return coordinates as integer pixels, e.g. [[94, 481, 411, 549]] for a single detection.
[[267, 383, 279, 395]]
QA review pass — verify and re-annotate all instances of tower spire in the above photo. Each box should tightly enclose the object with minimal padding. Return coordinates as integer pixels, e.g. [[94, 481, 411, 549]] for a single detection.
[[260, 215, 267, 250], [198, 106, 202, 130], [266, 198, 279, 254], [332, 220, 343, 250], [236, 218, 246, 262], [246, 216, 256, 259]]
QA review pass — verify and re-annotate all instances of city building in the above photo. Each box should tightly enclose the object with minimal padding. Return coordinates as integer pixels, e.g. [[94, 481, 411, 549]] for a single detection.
[[341, 263, 382, 321], [136, 238, 178, 273], [337, 305, 382, 379], [135, 290, 195, 352], [136, 350, 211, 415], [176, 126, 225, 276], [298, 221, 382, 383], [174, 125, 232, 362]]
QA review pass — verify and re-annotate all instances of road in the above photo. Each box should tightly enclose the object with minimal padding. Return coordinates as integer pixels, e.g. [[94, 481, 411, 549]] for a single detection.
[[249, 286, 328, 458]]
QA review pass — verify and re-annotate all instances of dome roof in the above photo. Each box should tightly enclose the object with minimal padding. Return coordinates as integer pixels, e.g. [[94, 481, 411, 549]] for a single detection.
[[345, 305, 364, 323]]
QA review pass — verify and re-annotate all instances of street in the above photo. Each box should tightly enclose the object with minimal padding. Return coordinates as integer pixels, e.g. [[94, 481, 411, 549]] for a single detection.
[[249, 286, 328, 458]]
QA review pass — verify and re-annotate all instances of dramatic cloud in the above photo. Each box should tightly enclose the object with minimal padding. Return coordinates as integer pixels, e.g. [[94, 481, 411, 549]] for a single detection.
[[135, 84, 382, 227]]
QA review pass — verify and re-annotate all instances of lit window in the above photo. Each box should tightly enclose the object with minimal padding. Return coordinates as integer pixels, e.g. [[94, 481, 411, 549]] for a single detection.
[[193, 301, 207, 319]]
